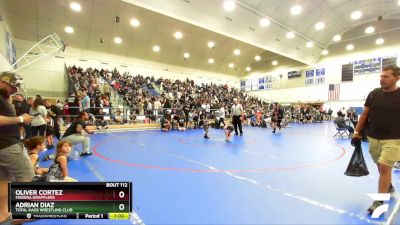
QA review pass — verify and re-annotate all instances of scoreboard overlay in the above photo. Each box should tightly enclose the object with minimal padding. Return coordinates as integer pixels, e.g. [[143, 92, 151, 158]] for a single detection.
[[9, 182, 132, 220]]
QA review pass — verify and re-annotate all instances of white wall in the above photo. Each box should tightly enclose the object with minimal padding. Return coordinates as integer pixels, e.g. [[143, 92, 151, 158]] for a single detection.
[[14, 39, 67, 98], [14, 39, 240, 98], [0, 19, 13, 71], [244, 44, 400, 104]]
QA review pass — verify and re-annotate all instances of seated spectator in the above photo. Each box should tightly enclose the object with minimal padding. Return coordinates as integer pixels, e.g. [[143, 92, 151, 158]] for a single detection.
[[114, 110, 124, 124], [23, 136, 48, 175], [334, 112, 354, 134], [256, 110, 262, 126], [81, 91, 90, 113], [172, 114, 179, 130], [102, 82, 111, 98], [69, 97, 82, 122], [129, 109, 137, 123], [250, 113, 257, 127], [260, 114, 268, 128], [56, 100, 64, 111], [95, 108, 108, 130], [303, 114, 312, 123], [178, 114, 186, 131], [160, 114, 171, 132], [192, 110, 199, 128], [187, 110, 194, 129]]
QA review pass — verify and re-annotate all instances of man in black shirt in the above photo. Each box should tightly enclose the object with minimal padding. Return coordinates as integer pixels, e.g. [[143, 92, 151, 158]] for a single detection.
[[62, 111, 94, 156], [0, 72, 33, 225], [352, 66, 400, 214]]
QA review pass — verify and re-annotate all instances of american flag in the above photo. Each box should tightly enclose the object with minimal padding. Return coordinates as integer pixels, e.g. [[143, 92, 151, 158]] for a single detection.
[[328, 84, 340, 101]]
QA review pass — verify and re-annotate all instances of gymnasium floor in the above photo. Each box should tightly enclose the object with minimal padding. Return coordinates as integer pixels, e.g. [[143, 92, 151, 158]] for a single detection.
[[29, 122, 400, 225]]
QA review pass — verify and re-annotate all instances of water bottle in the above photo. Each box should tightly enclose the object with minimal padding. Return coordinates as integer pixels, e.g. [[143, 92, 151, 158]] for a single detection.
[[73, 149, 79, 160]]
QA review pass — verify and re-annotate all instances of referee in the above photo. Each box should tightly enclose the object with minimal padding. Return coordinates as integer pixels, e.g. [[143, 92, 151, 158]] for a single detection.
[[231, 98, 243, 136]]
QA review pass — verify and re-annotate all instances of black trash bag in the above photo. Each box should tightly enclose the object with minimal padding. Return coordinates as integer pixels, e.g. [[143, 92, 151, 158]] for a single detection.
[[344, 140, 369, 177]]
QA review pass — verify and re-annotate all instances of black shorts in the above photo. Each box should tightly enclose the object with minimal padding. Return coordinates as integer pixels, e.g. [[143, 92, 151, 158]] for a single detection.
[[46, 126, 54, 136]]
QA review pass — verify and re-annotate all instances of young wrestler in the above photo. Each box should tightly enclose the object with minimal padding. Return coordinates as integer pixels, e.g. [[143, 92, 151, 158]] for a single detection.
[[50, 140, 77, 182], [224, 125, 234, 142], [203, 114, 210, 139], [23, 136, 49, 175]]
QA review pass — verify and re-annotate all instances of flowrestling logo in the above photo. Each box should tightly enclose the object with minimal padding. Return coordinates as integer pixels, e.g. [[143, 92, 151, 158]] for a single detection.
[[367, 193, 391, 218]]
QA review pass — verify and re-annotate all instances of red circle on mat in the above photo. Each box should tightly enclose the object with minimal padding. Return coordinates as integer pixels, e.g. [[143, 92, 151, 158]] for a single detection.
[[92, 140, 346, 173]]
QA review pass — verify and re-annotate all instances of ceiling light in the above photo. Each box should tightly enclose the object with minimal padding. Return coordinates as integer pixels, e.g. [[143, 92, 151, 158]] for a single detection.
[[254, 55, 261, 61], [183, 52, 190, 58], [130, 18, 140, 27], [246, 67, 251, 72], [70, 2, 81, 11], [208, 58, 214, 64], [350, 10, 362, 20], [375, 38, 384, 45], [272, 60, 278, 66], [233, 49, 241, 55], [229, 63, 234, 68], [306, 42, 314, 48], [64, 26, 74, 33], [114, 37, 122, 44], [332, 35, 342, 42], [321, 49, 328, 55], [153, 45, 160, 52], [286, 31, 295, 39], [365, 26, 375, 34], [314, 22, 325, 30], [346, 44, 354, 51], [398, 0, 400, 5], [208, 41, 215, 48], [290, 5, 302, 15], [223, 0, 236, 12], [174, 31, 183, 39], [259, 18, 270, 27]]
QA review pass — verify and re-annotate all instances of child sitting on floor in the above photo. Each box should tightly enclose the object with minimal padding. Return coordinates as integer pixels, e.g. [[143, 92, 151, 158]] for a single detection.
[[178, 113, 186, 131], [23, 136, 49, 175], [224, 125, 234, 142], [47, 140, 77, 182]]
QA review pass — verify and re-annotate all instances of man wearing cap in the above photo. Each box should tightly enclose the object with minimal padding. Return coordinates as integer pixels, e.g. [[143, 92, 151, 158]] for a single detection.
[[0, 72, 34, 225]]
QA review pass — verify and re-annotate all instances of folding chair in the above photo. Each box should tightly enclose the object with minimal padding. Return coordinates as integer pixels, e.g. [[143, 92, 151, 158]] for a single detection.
[[333, 122, 349, 138]]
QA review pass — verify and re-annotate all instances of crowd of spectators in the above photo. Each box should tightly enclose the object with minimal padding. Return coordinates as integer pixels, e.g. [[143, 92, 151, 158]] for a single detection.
[[66, 66, 352, 132]]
